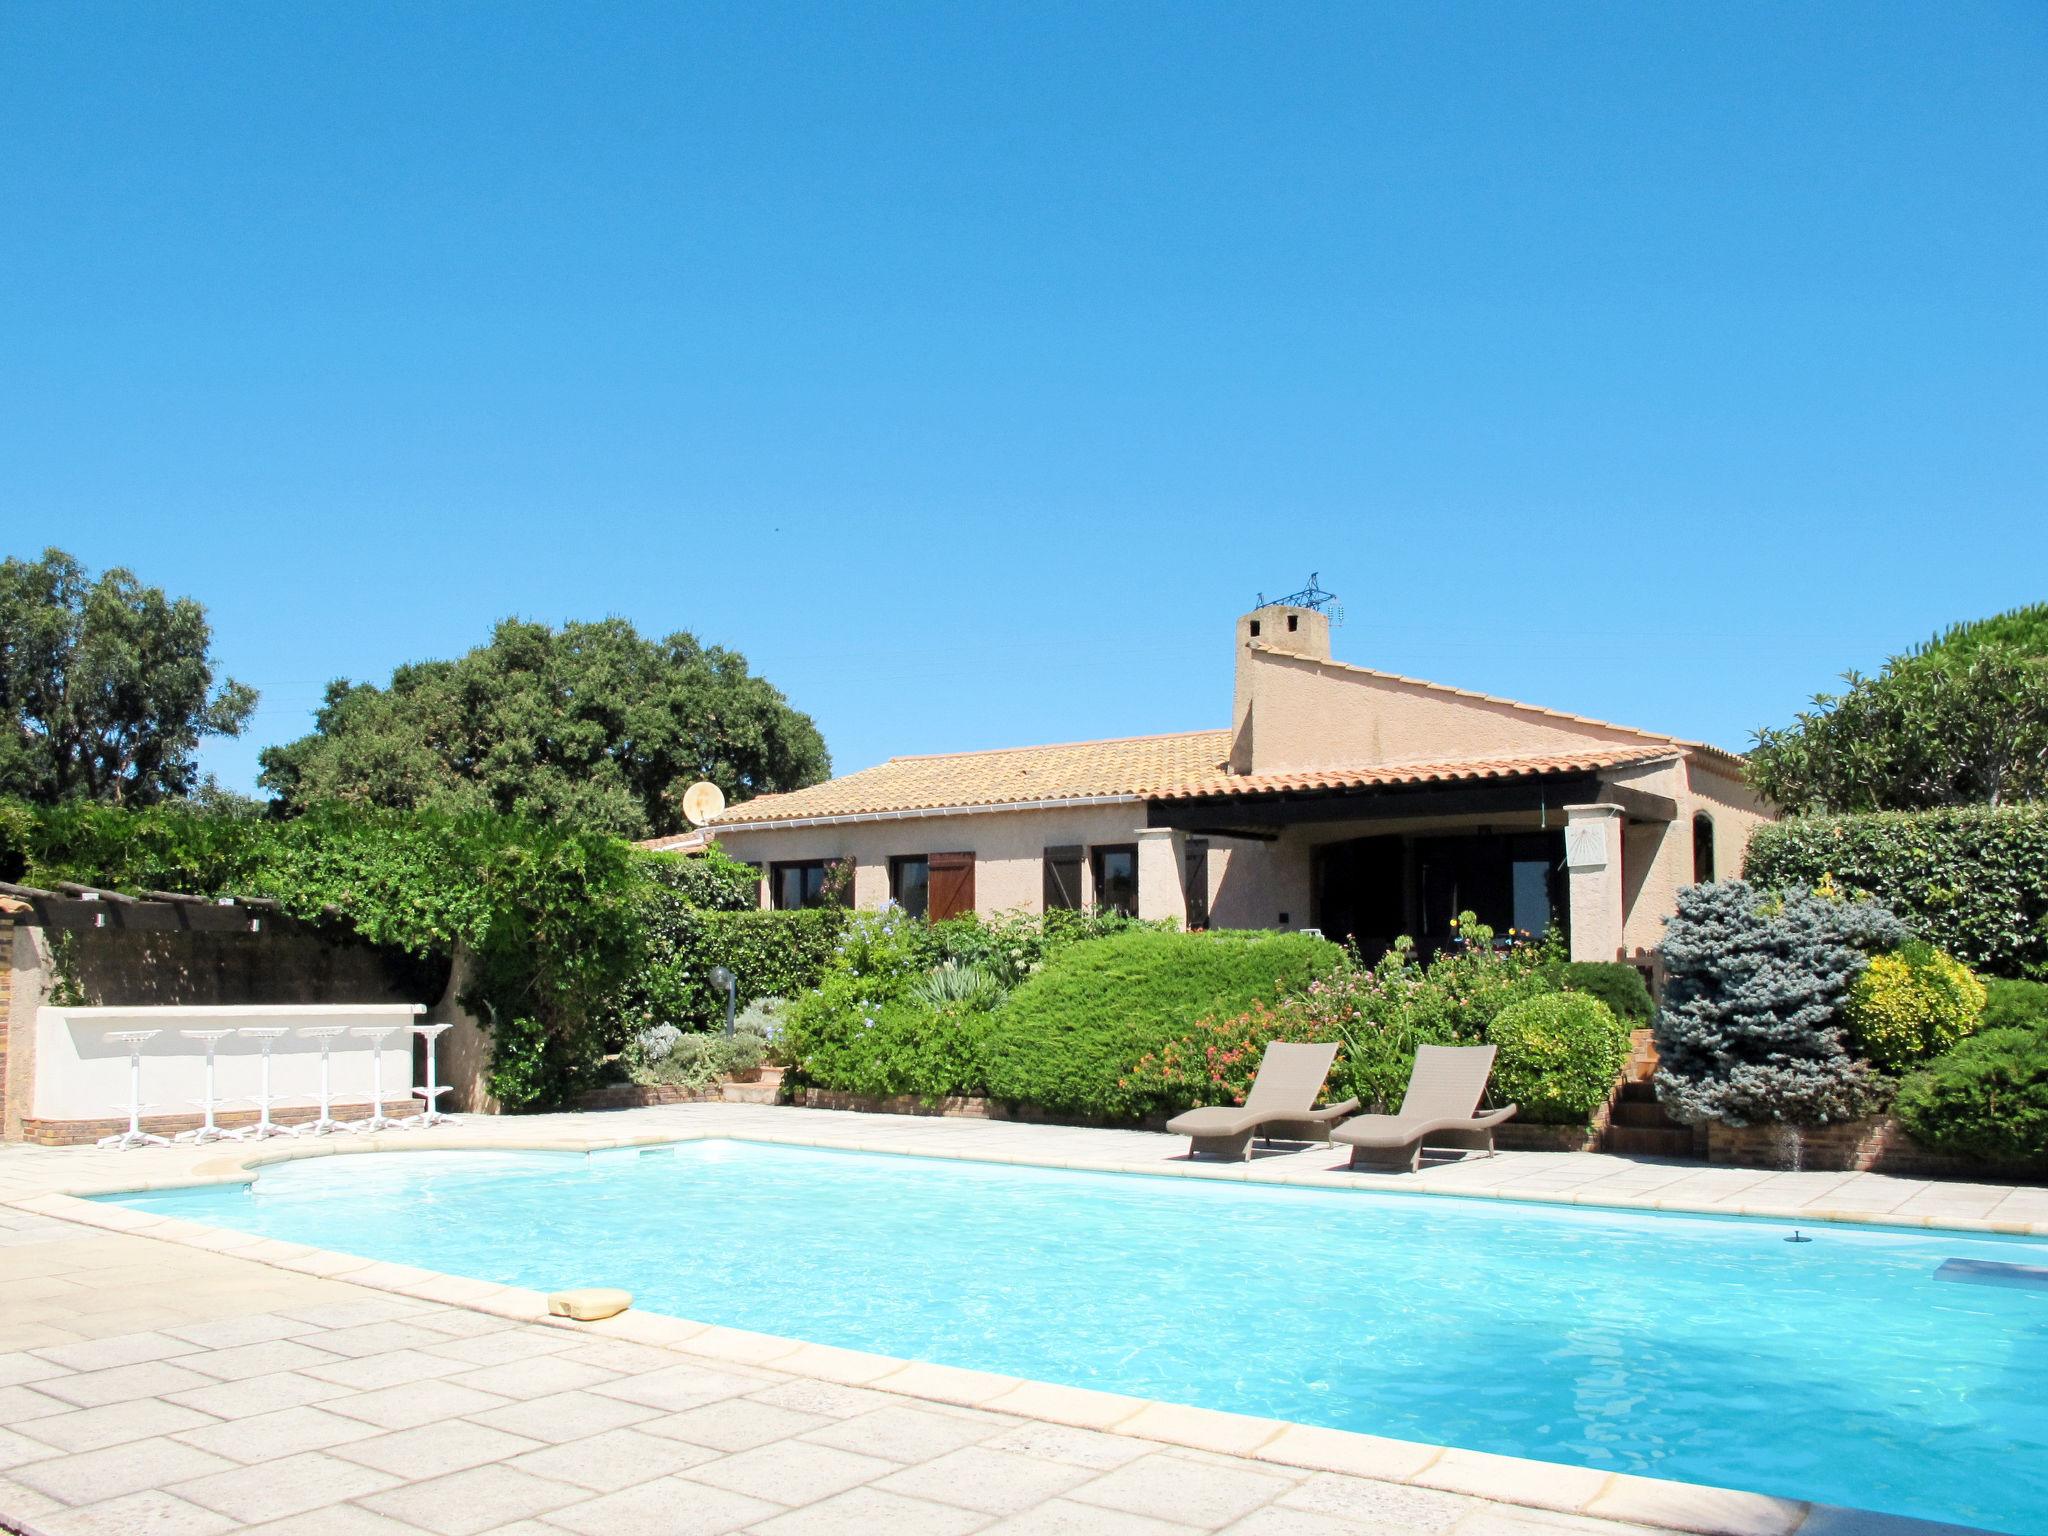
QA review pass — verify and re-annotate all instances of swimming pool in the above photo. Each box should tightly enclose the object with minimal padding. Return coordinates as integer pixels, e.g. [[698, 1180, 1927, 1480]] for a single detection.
[[103, 1141, 2048, 1531]]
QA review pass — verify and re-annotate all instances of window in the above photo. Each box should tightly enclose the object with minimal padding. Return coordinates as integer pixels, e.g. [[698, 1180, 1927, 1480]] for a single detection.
[[889, 856, 930, 919], [1510, 859, 1553, 938], [1092, 843, 1138, 918], [1043, 846, 1083, 911], [1693, 814, 1716, 885], [771, 860, 845, 911], [1184, 840, 1210, 930]]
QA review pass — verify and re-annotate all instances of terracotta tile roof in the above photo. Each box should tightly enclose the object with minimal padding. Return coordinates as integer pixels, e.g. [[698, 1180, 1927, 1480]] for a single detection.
[[709, 733, 1679, 828]]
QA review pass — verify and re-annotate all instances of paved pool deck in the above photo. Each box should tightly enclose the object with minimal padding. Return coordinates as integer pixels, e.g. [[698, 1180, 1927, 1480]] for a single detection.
[[0, 1102, 2013, 1536]]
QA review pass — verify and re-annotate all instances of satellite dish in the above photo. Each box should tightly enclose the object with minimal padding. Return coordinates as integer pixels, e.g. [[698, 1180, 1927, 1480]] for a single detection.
[[681, 781, 727, 828]]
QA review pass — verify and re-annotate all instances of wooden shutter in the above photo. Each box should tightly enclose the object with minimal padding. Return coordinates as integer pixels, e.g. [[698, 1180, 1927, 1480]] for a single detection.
[[1042, 846, 1083, 911], [1184, 840, 1210, 930], [927, 852, 976, 921]]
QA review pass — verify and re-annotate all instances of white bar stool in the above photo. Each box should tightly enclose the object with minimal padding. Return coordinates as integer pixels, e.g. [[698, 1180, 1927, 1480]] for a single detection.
[[99, 1030, 169, 1150], [174, 1029, 238, 1144], [294, 1026, 350, 1135], [405, 1022, 455, 1128], [235, 1027, 295, 1140], [348, 1026, 402, 1133]]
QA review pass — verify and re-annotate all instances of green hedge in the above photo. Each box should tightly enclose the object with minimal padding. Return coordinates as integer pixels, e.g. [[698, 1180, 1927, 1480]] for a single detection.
[[1487, 992, 1630, 1125], [1548, 961, 1654, 1025], [979, 929, 1346, 1119], [1895, 1027, 2048, 1164], [1744, 804, 2048, 980], [1984, 978, 2048, 1032], [620, 905, 845, 1035]]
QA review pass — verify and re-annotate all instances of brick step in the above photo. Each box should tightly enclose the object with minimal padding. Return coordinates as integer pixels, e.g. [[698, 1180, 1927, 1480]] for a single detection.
[[1604, 1125, 1697, 1158], [1609, 1098, 1681, 1130], [1616, 1078, 1662, 1104]]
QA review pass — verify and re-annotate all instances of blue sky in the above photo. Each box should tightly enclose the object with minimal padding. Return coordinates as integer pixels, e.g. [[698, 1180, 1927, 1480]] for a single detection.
[[5, 2, 2044, 795]]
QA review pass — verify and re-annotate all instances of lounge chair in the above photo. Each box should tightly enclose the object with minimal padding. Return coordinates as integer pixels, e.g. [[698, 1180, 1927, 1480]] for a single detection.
[[1165, 1041, 1360, 1161], [1331, 1043, 1517, 1172]]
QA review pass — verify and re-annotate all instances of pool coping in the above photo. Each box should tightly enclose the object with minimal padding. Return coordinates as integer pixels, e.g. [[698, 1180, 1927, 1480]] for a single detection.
[[4, 1123, 2004, 1536]]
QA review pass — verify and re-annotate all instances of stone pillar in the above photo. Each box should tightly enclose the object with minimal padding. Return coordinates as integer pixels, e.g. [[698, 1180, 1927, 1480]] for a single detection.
[[1134, 827, 1187, 928], [1564, 803, 1626, 962]]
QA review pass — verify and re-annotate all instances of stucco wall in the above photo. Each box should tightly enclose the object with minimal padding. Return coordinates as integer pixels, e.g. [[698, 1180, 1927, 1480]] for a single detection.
[[1241, 649, 1654, 775], [717, 804, 1262, 928]]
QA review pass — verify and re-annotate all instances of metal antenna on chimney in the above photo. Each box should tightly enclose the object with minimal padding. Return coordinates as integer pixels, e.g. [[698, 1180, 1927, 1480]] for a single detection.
[[1260, 574, 1342, 624]]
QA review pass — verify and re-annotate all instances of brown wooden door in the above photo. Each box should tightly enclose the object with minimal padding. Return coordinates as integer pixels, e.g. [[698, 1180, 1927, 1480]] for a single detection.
[[927, 852, 976, 920]]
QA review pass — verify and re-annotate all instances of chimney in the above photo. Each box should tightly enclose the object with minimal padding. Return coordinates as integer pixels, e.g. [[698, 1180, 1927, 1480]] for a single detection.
[[1230, 604, 1330, 773]]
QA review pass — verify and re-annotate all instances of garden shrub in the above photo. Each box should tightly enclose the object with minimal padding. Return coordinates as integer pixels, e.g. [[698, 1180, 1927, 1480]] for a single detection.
[[1843, 942, 1987, 1070], [979, 929, 1346, 1119], [624, 1022, 766, 1090], [1983, 978, 2048, 1033], [1486, 992, 1630, 1125], [1547, 961, 1654, 1025], [1744, 804, 2048, 980], [1654, 880, 1909, 1126], [618, 904, 845, 1036], [1894, 1028, 2048, 1164], [1122, 928, 1567, 1118]]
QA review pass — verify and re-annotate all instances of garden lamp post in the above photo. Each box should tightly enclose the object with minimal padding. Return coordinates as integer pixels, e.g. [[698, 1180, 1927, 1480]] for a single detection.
[[710, 964, 737, 1036]]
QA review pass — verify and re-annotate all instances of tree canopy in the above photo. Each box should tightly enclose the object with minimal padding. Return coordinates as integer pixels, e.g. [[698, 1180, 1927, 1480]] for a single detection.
[[1748, 606, 2048, 814], [258, 616, 830, 838], [0, 547, 257, 807]]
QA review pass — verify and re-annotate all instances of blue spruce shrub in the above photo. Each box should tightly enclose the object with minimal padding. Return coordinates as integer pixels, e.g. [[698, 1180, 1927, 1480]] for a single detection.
[[1654, 880, 1909, 1127]]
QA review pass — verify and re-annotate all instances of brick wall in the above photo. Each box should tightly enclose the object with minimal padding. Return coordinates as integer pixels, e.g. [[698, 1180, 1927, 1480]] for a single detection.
[[1706, 1115, 2044, 1181]]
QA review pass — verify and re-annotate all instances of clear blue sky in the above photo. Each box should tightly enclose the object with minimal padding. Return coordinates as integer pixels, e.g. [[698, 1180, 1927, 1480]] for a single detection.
[[5, 2, 2044, 796]]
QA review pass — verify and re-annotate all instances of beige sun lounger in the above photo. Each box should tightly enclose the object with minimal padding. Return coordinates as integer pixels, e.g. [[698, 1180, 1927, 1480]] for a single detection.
[[1165, 1041, 1360, 1161], [1331, 1043, 1517, 1173]]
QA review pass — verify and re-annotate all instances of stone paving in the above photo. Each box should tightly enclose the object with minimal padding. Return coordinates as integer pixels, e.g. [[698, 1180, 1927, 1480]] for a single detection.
[[0, 1102, 2017, 1535]]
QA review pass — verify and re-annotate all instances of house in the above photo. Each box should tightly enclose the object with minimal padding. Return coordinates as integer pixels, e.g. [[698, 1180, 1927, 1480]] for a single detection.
[[701, 602, 1773, 975]]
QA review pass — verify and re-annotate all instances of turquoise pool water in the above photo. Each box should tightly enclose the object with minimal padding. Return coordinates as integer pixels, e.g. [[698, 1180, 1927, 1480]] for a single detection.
[[103, 1142, 2048, 1531]]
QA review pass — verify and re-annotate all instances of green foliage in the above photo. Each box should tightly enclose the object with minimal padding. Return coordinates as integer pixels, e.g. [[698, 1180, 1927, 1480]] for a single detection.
[[1914, 604, 2048, 664], [1120, 931, 1563, 1118], [909, 960, 1008, 1013], [1894, 1027, 2048, 1164], [1119, 1001, 1346, 1118], [1747, 631, 2048, 813], [1654, 880, 1909, 1127], [1744, 803, 2048, 979], [1487, 992, 1630, 1125], [258, 615, 830, 838], [980, 929, 1347, 1119], [1984, 978, 2048, 1033], [1547, 961, 1654, 1025], [624, 1022, 766, 1090], [0, 548, 257, 807], [618, 902, 845, 1037], [1844, 942, 1986, 1071], [776, 907, 1155, 1104], [2, 796, 661, 1110]]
